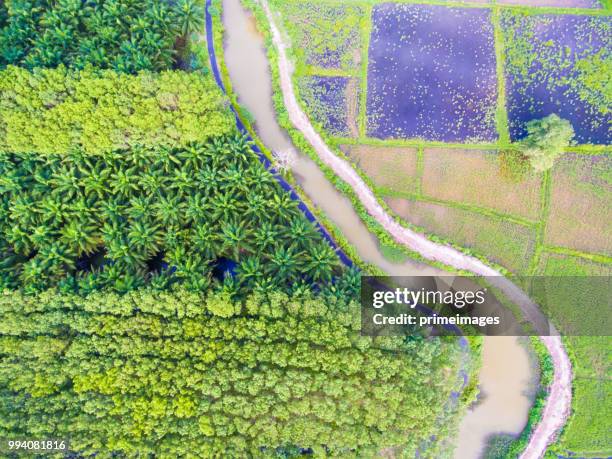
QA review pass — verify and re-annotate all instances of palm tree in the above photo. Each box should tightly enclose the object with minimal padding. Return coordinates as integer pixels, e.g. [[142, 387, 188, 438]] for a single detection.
[[60, 219, 100, 255], [236, 256, 262, 286], [127, 221, 162, 257], [303, 243, 337, 283], [191, 226, 220, 258], [253, 222, 278, 251], [176, 0, 205, 37], [268, 246, 301, 283], [221, 219, 252, 260]]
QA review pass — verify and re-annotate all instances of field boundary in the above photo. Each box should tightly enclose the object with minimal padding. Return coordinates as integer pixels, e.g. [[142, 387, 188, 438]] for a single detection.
[[332, 136, 612, 152], [492, 6, 511, 144], [358, 5, 372, 138], [542, 246, 612, 264]]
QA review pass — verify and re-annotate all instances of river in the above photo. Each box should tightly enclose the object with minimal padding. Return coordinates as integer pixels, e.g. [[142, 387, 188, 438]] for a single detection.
[[220, 0, 537, 456]]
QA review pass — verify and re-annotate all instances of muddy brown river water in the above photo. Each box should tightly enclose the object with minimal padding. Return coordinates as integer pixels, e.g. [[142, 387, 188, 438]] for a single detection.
[[221, 0, 537, 456]]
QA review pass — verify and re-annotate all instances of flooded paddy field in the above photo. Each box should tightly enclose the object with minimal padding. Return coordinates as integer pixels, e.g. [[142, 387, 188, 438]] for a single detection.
[[366, 4, 498, 142], [502, 13, 612, 144]]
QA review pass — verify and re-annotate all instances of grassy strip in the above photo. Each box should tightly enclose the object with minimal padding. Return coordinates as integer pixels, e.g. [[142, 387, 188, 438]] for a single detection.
[[542, 246, 612, 264], [377, 186, 539, 228], [332, 136, 611, 154], [358, 5, 373, 139], [415, 145, 425, 197], [528, 170, 551, 275], [492, 6, 510, 145]]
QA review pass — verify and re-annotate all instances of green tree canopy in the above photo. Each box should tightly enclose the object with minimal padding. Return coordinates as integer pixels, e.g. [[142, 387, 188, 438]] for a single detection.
[[0, 288, 464, 457], [520, 114, 575, 173], [0, 0, 185, 72], [0, 66, 235, 156]]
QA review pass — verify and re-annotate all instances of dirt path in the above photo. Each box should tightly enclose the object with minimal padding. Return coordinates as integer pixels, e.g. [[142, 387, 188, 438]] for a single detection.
[[259, 0, 572, 457]]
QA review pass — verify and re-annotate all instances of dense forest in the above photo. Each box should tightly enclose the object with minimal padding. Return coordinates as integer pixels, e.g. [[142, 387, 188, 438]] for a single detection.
[[0, 0, 467, 456], [0, 0, 201, 72], [0, 288, 462, 457], [0, 66, 235, 155], [0, 133, 346, 294]]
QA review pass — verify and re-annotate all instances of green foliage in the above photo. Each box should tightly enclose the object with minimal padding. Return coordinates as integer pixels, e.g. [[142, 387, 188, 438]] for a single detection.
[[0, 66, 234, 156], [0, 287, 462, 457], [521, 114, 574, 173], [573, 49, 612, 117], [0, 134, 345, 294], [271, 0, 363, 71], [499, 149, 531, 183], [0, 0, 185, 72]]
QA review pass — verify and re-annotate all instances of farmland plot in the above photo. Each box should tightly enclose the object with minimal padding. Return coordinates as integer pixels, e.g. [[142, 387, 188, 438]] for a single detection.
[[537, 253, 612, 457], [270, 0, 363, 71], [422, 148, 542, 219], [502, 13, 612, 144], [366, 4, 498, 142], [545, 153, 612, 255], [340, 144, 420, 194], [385, 197, 537, 272], [298, 76, 359, 137]]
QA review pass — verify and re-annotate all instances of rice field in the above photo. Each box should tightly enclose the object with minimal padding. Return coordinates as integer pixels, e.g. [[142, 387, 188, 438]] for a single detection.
[[340, 144, 420, 194], [502, 12, 612, 145], [366, 4, 498, 142], [270, 0, 363, 71], [422, 148, 542, 219], [546, 153, 612, 255], [298, 76, 359, 137], [536, 253, 611, 457], [385, 197, 537, 272]]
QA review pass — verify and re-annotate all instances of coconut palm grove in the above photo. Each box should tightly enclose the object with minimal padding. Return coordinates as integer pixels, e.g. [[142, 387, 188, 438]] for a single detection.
[[0, 0, 610, 458]]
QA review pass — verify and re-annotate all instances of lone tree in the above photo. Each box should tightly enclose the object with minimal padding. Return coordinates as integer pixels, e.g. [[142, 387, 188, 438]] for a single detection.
[[521, 114, 575, 172]]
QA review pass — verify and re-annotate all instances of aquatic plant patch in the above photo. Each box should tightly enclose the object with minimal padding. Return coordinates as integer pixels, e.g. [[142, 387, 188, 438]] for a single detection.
[[422, 148, 542, 219], [502, 12, 612, 145], [340, 144, 420, 194], [271, 0, 363, 71], [385, 197, 537, 273], [545, 153, 612, 255], [298, 76, 359, 138], [366, 4, 498, 143]]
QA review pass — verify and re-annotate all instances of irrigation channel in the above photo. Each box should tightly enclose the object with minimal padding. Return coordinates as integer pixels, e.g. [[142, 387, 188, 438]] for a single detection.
[[215, 0, 546, 457]]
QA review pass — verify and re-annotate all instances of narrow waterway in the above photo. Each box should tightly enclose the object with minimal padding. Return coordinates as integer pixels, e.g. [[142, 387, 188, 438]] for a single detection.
[[221, 0, 536, 456]]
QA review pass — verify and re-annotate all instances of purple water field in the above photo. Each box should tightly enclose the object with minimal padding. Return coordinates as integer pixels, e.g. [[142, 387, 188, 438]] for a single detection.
[[366, 4, 498, 143], [503, 13, 611, 144], [298, 75, 358, 137]]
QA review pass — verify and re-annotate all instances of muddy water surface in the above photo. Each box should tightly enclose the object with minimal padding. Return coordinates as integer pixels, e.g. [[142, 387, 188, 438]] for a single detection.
[[221, 0, 537, 457]]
